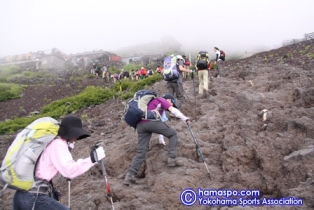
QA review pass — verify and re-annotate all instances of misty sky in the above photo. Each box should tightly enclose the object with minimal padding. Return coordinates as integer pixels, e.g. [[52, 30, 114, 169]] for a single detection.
[[1, 0, 314, 58]]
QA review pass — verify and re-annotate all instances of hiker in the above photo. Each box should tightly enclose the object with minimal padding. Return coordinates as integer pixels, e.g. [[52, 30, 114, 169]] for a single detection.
[[166, 55, 193, 109], [196, 52, 210, 96], [12, 115, 105, 210], [131, 70, 136, 80], [104, 71, 111, 83], [140, 67, 147, 80], [124, 94, 190, 185], [156, 65, 163, 74], [135, 69, 140, 81], [101, 66, 108, 78], [214, 47, 225, 78], [147, 69, 154, 76], [182, 55, 191, 80], [113, 73, 119, 83]]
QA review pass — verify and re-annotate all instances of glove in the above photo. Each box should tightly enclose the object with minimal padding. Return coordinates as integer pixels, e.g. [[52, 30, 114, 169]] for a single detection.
[[90, 145, 106, 163], [158, 134, 165, 145], [190, 70, 195, 73]]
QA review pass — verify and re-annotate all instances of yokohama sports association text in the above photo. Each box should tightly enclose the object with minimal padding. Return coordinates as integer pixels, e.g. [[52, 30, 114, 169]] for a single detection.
[[180, 188, 303, 207]]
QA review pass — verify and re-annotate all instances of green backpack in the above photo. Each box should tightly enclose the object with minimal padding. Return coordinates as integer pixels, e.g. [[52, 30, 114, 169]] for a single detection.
[[0, 117, 59, 195]]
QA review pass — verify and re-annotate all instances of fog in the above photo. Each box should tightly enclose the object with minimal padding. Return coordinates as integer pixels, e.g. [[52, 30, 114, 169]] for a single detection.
[[1, 0, 314, 58]]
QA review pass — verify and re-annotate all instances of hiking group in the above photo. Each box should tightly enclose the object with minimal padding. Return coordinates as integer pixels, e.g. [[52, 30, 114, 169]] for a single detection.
[[91, 64, 157, 83], [195, 47, 225, 97], [0, 49, 224, 209]]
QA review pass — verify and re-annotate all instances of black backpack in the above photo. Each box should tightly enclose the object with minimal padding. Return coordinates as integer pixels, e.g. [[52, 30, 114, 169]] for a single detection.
[[196, 51, 209, 70], [220, 50, 226, 61], [124, 71, 129, 77]]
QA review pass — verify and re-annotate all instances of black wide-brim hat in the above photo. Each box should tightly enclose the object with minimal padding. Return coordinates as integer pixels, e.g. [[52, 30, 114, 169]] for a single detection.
[[162, 94, 178, 108], [58, 115, 90, 140]]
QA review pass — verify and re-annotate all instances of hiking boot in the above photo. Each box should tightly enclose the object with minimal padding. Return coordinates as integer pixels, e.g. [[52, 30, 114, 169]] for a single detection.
[[123, 173, 137, 186], [167, 157, 184, 167]]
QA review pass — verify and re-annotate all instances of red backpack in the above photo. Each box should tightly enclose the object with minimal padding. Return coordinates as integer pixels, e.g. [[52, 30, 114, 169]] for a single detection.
[[141, 68, 147, 75]]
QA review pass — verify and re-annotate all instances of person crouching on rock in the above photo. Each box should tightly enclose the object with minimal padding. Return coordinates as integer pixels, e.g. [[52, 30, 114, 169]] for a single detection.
[[124, 95, 190, 186], [13, 115, 106, 210]]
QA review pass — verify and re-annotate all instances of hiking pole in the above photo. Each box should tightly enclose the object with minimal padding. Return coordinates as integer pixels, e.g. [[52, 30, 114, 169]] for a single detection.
[[187, 124, 211, 178], [100, 159, 115, 210], [67, 179, 71, 209]]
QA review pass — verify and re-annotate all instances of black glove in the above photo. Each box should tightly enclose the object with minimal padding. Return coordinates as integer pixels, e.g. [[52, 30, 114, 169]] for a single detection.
[[90, 144, 106, 163]]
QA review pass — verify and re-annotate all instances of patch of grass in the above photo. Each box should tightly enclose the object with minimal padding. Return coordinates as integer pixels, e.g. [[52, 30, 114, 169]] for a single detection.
[[85, 74, 95, 79], [308, 53, 314, 59], [0, 73, 163, 134], [75, 77, 83, 82], [0, 83, 25, 102], [81, 114, 89, 119], [0, 65, 22, 82]]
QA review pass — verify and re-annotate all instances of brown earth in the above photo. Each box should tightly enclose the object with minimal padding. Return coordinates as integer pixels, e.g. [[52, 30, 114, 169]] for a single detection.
[[1, 40, 314, 210]]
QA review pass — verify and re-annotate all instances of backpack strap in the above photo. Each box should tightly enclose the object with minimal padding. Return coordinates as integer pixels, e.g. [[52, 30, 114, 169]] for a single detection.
[[149, 103, 162, 120]]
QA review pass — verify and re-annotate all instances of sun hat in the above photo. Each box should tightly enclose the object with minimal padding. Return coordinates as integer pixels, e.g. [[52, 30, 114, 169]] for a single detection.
[[58, 115, 90, 140]]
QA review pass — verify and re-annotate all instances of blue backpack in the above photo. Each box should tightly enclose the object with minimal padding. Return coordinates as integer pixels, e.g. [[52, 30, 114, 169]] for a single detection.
[[124, 90, 158, 129], [163, 55, 179, 81]]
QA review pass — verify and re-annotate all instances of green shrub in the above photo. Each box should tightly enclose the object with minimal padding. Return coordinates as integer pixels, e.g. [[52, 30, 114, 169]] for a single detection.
[[0, 83, 25, 102], [23, 71, 31, 77], [41, 86, 115, 115], [75, 77, 83, 82], [308, 53, 314, 59], [0, 65, 22, 82], [0, 73, 163, 134]]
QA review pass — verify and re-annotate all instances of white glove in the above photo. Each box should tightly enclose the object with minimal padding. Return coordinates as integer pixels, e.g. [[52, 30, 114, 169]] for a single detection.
[[96, 146, 106, 160], [90, 146, 106, 163], [158, 135, 165, 145]]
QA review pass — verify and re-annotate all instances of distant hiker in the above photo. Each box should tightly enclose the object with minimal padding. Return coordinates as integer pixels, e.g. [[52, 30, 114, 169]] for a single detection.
[[92, 63, 101, 77], [11, 115, 105, 210], [182, 55, 191, 80], [104, 71, 111, 83], [123, 70, 130, 79], [135, 69, 140, 81], [147, 69, 154, 76], [124, 94, 190, 185], [214, 47, 225, 78], [131, 70, 136, 80], [140, 67, 147, 80], [156, 65, 163, 74], [113, 73, 119, 83], [101, 66, 108, 78], [196, 51, 210, 96], [164, 55, 193, 109]]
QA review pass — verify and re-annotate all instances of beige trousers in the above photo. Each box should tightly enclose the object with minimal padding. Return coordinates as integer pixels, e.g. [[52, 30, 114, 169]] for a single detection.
[[198, 70, 209, 94]]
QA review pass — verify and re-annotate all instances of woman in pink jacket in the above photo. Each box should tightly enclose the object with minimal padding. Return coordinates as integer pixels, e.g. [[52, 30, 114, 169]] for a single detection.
[[13, 115, 105, 210]]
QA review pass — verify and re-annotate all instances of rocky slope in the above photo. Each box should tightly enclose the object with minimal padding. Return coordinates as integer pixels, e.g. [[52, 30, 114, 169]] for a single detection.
[[1, 40, 314, 209]]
